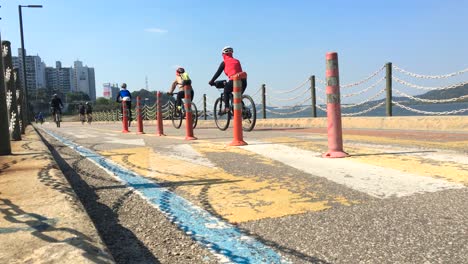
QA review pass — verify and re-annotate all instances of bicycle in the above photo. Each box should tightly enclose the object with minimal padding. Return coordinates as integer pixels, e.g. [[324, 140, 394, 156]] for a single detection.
[[80, 113, 86, 125], [86, 113, 93, 124], [119, 100, 132, 128], [212, 80, 256, 132], [167, 93, 198, 129], [121, 108, 132, 128], [51, 107, 61, 128]]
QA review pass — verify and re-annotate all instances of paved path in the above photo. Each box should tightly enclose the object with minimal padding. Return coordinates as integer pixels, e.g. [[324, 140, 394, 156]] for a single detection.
[[5, 121, 468, 263], [0, 126, 114, 264]]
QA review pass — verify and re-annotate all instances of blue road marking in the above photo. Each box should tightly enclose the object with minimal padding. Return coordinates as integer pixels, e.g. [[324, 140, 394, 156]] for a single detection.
[[43, 129, 290, 264]]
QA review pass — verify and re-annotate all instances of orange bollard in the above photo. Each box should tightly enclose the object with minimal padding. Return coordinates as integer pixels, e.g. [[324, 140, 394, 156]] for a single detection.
[[184, 85, 197, 140], [322, 52, 348, 158], [136, 96, 144, 134], [122, 101, 129, 133], [229, 72, 248, 146], [156, 91, 165, 136]]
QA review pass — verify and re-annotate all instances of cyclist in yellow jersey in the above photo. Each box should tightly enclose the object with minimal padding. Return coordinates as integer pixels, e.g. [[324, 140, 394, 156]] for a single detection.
[[168, 67, 194, 110]]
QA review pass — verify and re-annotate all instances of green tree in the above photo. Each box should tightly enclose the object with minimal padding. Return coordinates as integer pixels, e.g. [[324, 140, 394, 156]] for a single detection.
[[94, 97, 119, 111], [66, 92, 90, 103]]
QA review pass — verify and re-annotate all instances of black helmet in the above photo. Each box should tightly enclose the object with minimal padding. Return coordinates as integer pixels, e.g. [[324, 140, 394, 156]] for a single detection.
[[176, 67, 185, 74], [121, 83, 127, 89]]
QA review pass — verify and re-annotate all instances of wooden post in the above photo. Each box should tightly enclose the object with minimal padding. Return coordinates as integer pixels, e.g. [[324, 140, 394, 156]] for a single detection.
[[203, 94, 207, 120], [310, 75, 317, 118], [262, 84, 266, 119], [386, 62, 392, 117]]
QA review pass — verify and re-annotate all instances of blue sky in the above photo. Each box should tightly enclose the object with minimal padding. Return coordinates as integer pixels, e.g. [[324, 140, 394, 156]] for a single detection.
[[1, 0, 467, 103]]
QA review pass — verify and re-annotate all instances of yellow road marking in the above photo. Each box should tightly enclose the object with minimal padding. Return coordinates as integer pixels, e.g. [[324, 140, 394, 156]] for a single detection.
[[99, 146, 356, 223]]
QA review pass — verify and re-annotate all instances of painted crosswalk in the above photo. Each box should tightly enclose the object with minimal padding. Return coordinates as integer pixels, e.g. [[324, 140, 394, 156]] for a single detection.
[[240, 142, 465, 198]]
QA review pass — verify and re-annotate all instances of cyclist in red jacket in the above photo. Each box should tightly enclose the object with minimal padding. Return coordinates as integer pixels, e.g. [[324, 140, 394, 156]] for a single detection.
[[209, 46, 247, 113]]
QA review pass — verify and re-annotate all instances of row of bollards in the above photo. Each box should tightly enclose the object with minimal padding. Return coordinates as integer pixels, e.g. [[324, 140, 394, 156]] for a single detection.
[[117, 53, 347, 156]]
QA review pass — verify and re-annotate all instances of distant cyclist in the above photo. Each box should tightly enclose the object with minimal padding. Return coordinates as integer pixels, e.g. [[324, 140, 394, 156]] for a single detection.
[[208, 46, 247, 113], [85, 102, 93, 124], [167, 67, 194, 111], [35, 112, 44, 124], [50, 94, 64, 121], [116, 83, 132, 123], [78, 103, 86, 124]]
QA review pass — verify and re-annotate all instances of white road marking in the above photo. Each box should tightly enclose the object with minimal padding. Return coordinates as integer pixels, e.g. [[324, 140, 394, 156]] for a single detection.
[[64, 131, 99, 138], [166, 144, 216, 168], [348, 142, 468, 165], [240, 142, 465, 198], [103, 137, 145, 146], [299, 134, 468, 164]]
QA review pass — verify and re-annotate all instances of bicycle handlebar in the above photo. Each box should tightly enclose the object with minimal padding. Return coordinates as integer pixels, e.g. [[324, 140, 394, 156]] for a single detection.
[[212, 80, 227, 89]]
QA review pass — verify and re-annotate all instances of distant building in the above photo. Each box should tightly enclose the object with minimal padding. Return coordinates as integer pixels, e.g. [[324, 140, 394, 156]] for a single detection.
[[13, 52, 97, 102], [13, 49, 47, 96], [45, 61, 73, 96], [103, 83, 119, 99], [72, 60, 96, 101]]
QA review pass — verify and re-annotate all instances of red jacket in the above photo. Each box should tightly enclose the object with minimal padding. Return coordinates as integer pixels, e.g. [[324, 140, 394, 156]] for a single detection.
[[223, 54, 243, 80]]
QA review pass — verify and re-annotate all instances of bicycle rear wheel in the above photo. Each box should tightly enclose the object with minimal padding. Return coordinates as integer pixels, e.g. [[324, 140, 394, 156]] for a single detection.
[[127, 109, 132, 127], [55, 113, 61, 128], [191, 103, 198, 129], [214, 97, 230, 131], [241, 95, 256, 132], [171, 104, 183, 129]]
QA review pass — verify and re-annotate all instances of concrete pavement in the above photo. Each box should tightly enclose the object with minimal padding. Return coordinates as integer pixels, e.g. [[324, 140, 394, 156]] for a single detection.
[[0, 126, 114, 264], [1, 117, 467, 263]]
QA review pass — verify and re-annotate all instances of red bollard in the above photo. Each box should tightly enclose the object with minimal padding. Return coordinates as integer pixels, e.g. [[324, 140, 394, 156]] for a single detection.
[[136, 96, 144, 134], [323, 52, 348, 158], [184, 85, 197, 140], [156, 91, 165, 136], [122, 101, 129, 133], [229, 72, 248, 146]]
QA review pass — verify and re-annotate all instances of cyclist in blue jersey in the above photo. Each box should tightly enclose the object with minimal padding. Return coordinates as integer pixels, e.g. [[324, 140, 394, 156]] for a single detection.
[[116, 83, 132, 123]]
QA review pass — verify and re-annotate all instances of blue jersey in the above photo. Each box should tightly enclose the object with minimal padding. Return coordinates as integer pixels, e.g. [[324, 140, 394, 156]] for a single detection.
[[119, 89, 131, 98]]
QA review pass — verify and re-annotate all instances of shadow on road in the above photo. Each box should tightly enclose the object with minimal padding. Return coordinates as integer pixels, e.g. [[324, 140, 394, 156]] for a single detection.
[[0, 198, 113, 264], [37, 129, 161, 264]]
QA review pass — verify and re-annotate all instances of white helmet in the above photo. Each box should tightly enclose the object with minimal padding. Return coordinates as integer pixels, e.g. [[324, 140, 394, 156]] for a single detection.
[[222, 46, 233, 54]]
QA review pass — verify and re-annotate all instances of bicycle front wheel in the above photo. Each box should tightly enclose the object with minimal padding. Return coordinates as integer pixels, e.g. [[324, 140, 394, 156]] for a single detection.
[[191, 103, 198, 129], [242, 95, 256, 132], [171, 104, 183, 129], [214, 97, 230, 131]]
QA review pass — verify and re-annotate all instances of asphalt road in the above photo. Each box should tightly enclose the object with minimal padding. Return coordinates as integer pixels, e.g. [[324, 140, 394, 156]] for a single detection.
[[36, 121, 468, 264]]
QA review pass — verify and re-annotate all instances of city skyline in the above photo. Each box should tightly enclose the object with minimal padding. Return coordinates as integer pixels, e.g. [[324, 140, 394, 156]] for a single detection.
[[11, 48, 96, 101], [1, 0, 466, 104]]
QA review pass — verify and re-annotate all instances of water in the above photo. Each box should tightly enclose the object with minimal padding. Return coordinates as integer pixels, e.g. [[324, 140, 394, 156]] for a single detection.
[[259, 102, 468, 119]]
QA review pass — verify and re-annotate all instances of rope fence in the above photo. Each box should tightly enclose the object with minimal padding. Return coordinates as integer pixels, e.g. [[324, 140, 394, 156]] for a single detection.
[[90, 63, 467, 121]]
